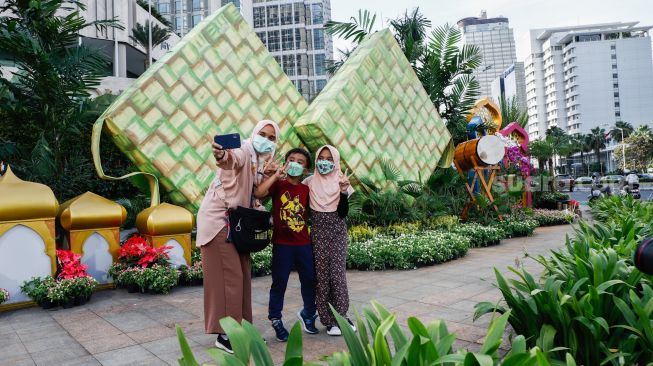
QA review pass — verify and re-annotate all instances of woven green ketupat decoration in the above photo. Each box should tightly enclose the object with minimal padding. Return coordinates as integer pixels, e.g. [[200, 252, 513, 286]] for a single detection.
[[294, 29, 453, 187], [93, 4, 307, 212]]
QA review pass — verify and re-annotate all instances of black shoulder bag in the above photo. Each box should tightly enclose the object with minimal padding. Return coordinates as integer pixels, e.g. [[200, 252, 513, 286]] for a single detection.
[[227, 206, 272, 253]]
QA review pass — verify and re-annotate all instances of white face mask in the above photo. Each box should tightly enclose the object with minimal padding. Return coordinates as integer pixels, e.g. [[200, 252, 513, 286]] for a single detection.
[[252, 134, 275, 154]]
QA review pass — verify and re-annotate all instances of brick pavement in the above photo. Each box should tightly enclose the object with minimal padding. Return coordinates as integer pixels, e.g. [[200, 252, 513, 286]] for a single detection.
[[0, 225, 573, 365]]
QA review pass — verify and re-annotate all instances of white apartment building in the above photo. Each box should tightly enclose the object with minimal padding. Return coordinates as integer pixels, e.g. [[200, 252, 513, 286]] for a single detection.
[[153, 0, 333, 101], [0, 0, 181, 95], [458, 10, 518, 99], [525, 22, 653, 140], [491, 62, 527, 112]]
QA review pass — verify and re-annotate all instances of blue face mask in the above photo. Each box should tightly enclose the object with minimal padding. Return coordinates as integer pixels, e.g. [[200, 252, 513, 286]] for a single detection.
[[252, 134, 275, 154], [286, 161, 305, 177], [316, 160, 335, 175]]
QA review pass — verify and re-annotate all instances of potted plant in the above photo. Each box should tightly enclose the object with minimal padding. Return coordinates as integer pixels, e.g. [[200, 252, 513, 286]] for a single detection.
[[179, 262, 203, 286], [142, 264, 179, 294], [0, 288, 8, 304], [20, 276, 57, 309], [47, 279, 75, 308]]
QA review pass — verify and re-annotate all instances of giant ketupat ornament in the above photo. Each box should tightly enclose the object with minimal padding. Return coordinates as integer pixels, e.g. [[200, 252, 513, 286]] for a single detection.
[[92, 3, 307, 212], [0, 167, 58, 309], [58, 192, 127, 285], [136, 203, 194, 267], [294, 29, 453, 185]]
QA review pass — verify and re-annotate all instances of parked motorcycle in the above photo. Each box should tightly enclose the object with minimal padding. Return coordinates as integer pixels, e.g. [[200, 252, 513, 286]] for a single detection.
[[621, 182, 641, 200]]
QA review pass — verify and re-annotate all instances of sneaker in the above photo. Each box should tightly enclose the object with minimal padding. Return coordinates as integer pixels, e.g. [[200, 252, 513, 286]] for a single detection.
[[215, 335, 234, 354], [297, 310, 319, 334], [271, 318, 289, 342], [326, 325, 342, 336], [347, 318, 357, 333]]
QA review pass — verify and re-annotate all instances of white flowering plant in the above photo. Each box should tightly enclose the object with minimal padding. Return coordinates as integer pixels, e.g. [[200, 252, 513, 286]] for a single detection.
[[0, 288, 8, 304]]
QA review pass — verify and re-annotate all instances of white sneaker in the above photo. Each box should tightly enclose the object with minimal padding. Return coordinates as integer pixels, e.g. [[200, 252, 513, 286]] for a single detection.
[[347, 318, 357, 333], [326, 325, 342, 336]]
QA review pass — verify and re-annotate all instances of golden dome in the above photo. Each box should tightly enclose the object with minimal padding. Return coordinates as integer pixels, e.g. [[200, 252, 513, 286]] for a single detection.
[[0, 166, 59, 221], [136, 203, 194, 236], [59, 192, 127, 230]]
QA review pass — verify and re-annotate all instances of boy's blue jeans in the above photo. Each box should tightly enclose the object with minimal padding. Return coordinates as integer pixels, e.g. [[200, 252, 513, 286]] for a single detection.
[[268, 244, 317, 320]]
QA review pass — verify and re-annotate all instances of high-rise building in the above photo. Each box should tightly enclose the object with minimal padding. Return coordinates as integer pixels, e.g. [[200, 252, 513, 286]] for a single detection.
[[458, 11, 517, 99], [491, 62, 527, 112], [153, 0, 332, 101], [525, 22, 653, 140]]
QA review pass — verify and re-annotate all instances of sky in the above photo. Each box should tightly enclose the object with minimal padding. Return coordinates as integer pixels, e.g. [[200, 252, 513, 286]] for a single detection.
[[328, 0, 653, 62]]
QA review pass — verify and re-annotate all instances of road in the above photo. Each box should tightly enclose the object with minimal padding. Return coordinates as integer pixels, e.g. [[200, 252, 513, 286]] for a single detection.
[[564, 184, 653, 204]]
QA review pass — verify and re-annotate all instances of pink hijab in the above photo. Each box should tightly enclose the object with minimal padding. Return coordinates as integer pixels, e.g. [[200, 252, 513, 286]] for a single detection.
[[247, 119, 280, 183], [305, 145, 354, 212]]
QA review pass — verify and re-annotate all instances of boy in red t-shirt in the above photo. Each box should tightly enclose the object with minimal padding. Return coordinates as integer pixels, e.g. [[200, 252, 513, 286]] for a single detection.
[[254, 148, 318, 341]]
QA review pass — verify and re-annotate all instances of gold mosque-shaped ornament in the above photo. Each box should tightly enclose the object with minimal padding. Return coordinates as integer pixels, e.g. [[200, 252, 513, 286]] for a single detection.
[[0, 166, 58, 310], [58, 192, 127, 286], [136, 203, 194, 267]]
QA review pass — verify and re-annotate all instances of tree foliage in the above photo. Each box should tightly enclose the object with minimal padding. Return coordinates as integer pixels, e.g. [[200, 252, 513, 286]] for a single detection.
[[130, 20, 172, 68], [325, 8, 482, 145]]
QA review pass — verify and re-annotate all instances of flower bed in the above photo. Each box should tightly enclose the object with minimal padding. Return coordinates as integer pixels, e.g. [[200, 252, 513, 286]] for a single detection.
[[0, 288, 8, 304], [450, 223, 505, 247], [108, 234, 178, 294], [20, 250, 97, 309], [179, 247, 203, 286], [494, 216, 538, 238], [347, 231, 470, 270], [531, 209, 576, 226]]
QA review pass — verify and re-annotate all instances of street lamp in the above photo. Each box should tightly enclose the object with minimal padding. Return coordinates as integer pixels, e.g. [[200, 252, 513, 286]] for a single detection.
[[148, 0, 153, 67], [603, 124, 627, 172]]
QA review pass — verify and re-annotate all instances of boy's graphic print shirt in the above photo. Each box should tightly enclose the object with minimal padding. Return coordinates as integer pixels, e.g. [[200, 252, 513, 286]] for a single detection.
[[269, 179, 311, 245]]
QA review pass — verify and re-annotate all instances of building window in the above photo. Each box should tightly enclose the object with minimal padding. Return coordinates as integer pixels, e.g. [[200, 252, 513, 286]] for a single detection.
[[315, 79, 327, 94], [611, 54, 617, 59], [267, 5, 279, 27], [312, 29, 324, 50], [253, 7, 265, 28], [267, 30, 280, 51], [175, 16, 182, 31], [311, 4, 324, 24], [158, 2, 170, 13], [614, 92, 619, 97], [613, 83, 619, 88], [612, 64, 617, 69], [280, 4, 292, 25], [611, 44, 616, 50], [283, 55, 295, 76], [296, 54, 303, 74], [615, 111, 621, 117], [256, 31, 266, 47], [174, 0, 185, 12], [314, 53, 325, 75], [192, 14, 202, 27], [192, 0, 201, 11], [615, 102, 620, 107], [612, 73, 618, 78], [294, 3, 302, 23], [282, 29, 293, 50], [223, 0, 240, 8], [295, 29, 302, 49]]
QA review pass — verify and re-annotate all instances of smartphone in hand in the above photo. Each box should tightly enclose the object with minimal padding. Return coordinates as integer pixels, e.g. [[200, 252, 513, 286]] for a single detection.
[[214, 133, 241, 150]]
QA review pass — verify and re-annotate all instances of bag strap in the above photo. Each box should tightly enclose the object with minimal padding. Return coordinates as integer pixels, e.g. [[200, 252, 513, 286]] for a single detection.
[[91, 116, 160, 206]]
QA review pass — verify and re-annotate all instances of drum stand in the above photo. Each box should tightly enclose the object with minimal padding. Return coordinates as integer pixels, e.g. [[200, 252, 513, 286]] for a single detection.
[[455, 165, 502, 221]]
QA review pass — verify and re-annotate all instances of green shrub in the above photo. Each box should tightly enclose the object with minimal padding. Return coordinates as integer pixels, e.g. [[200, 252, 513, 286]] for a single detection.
[[422, 215, 459, 230], [347, 231, 469, 270], [450, 223, 504, 247], [348, 224, 379, 243], [141, 265, 179, 294], [20, 276, 55, 304], [477, 196, 653, 365], [533, 191, 570, 210], [495, 217, 538, 238], [531, 209, 575, 226], [176, 300, 577, 366], [380, 222, 421, 237], [251, 246, 273, 277]]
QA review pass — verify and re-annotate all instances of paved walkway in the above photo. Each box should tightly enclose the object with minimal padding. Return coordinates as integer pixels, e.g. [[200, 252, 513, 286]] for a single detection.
[[0, 225, 574, 366]]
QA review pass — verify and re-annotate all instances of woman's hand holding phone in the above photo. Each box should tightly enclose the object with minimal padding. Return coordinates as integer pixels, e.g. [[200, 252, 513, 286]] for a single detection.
[[212, 142, 225, 161]]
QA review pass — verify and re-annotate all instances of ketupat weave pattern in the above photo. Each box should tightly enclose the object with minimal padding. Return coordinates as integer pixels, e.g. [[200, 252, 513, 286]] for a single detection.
[[293, 29, 453, 186], [93, 4, 306, 212]]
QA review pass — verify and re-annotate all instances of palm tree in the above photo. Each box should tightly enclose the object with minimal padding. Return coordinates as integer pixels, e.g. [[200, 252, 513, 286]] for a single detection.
[[136, 0, 173, 28], [0, 0, 122, 195], [545, 126, 569, 173], [499, 95, 528, 128], [130, 21, 171, 68], [529, 139, 554, 191], [325, 9, 482, 145], [610, 121, 634, 142], [589, 127, 607, 174], [578, 134, 594, 175]]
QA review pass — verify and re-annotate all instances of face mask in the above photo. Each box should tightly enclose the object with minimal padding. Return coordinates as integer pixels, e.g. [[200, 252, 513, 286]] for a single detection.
[[286, 161, 305, 177], [316, 160, 335, 175], [252, 134, 275, 154]]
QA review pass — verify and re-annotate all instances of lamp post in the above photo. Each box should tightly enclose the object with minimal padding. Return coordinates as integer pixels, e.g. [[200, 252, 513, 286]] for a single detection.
[[148, 0, 152, 67], [616, 126, 626, 171]]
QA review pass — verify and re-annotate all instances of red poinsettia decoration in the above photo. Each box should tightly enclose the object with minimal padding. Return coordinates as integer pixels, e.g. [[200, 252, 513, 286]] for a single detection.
[[56, 250, 89, 279], [119, 234, 171, 268]]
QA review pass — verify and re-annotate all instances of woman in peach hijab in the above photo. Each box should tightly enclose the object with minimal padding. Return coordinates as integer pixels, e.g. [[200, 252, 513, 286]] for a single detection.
[[196, 120, 280, 353], [303, 145, 354, 336]]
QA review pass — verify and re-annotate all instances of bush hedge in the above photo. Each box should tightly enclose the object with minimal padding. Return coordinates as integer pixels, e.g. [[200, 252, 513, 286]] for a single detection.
[[347, 231, 470, 270], [531, 209, 576, 226]]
